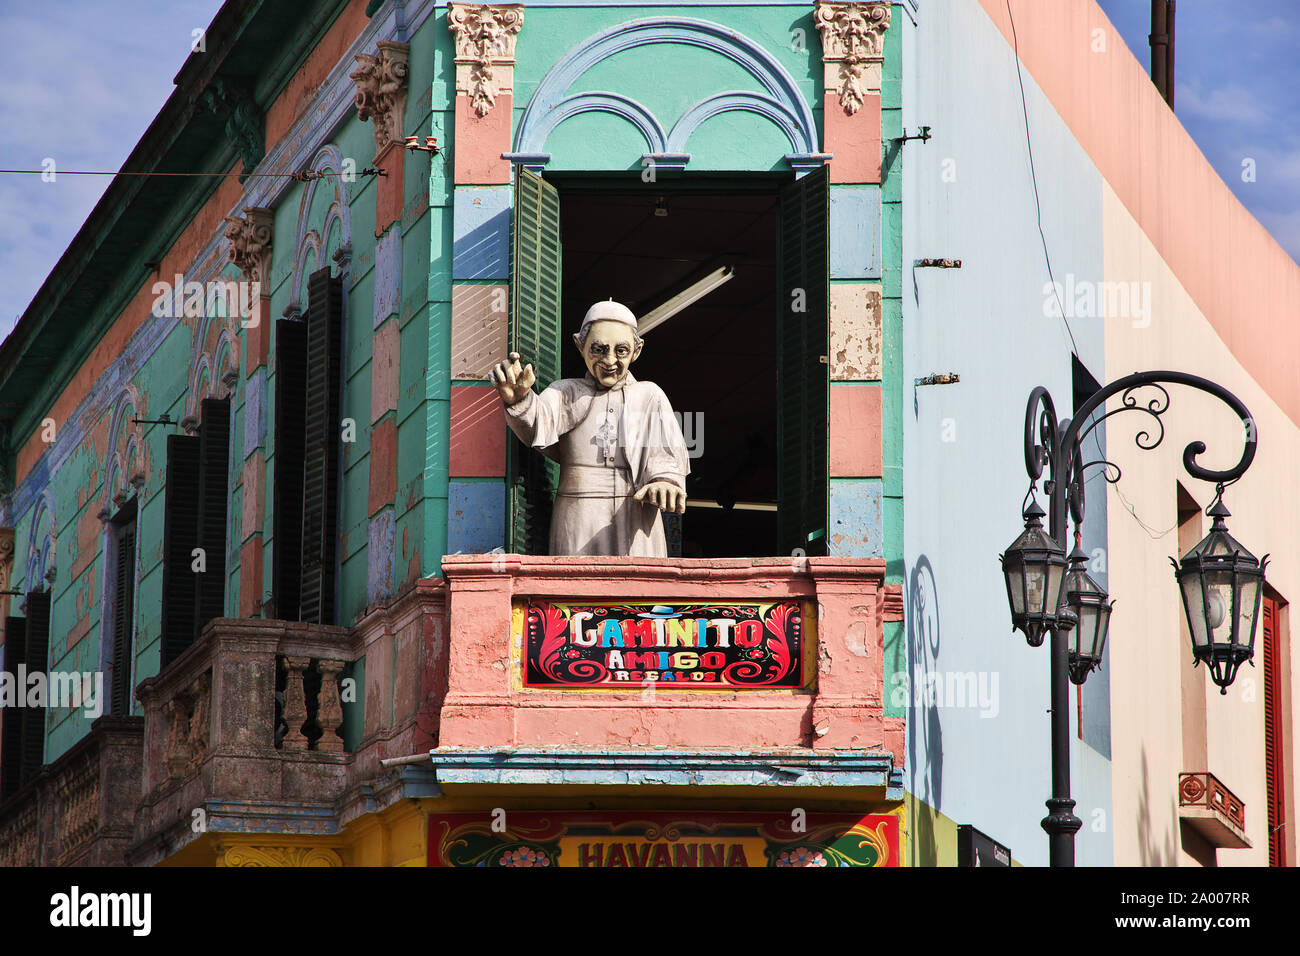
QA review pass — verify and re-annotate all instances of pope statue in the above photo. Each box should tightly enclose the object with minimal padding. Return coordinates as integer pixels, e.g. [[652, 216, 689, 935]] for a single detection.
[[490, 300, 690, 556]]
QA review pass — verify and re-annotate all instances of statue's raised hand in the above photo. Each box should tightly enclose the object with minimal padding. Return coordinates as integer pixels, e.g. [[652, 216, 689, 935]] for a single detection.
[[490, 351, 536, 406]]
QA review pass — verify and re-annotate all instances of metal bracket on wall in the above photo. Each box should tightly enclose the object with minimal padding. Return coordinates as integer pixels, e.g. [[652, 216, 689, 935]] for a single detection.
[[915, 373, 960, 387], [893, 126, 932, 144]]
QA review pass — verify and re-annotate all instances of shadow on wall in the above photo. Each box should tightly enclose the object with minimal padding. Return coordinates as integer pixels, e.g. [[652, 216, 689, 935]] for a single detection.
[[1135, 744, 1177, 866], [907, 553, 943, 866]]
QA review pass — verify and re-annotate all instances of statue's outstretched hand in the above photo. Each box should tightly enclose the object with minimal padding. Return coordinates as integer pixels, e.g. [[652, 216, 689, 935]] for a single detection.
[[490, 351, 536, 406], [635, 481, 687, 514]]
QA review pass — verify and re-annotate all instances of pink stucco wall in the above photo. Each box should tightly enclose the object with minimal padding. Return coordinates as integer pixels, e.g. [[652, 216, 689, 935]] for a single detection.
[[436, 555, 904, 762]]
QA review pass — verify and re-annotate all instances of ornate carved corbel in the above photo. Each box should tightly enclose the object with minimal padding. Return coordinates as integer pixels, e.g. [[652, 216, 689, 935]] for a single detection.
[[200, 78, 265, 180], [222, 207, 273, 287], [350, 40, 411, 153], [448, 4, 525, 117], [814, 1, 891, 115]]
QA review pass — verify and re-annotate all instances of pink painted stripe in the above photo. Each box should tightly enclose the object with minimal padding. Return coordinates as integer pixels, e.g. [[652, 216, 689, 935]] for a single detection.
[[979, 0, 1300, 426]]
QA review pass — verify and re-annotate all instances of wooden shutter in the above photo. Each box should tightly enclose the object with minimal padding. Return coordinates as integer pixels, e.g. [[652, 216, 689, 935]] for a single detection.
[[0, 616, 26, 801], [196, 397, 231, 632], [160, 433, 202, 667], [273, 318, 308, 621], [777, 166, 830, 556], [1263, 594, 1286, 867], [299, 267, 343, 625], [20, 591, 50, 787], [508, 167, 562, 555], [110, 517, 137, 715]]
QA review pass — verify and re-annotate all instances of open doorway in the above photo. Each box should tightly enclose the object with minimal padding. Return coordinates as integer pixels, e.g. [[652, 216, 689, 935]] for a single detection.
[[558, 183, 780, 557]]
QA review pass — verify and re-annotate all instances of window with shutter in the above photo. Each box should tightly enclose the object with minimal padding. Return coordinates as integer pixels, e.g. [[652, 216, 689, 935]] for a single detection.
[[196, 396, 231, 632], [109, 500, 138, 715], [160, 433, 201, 667], [777, 166, 829, 556], [0, 614, 26, 802], [299, 266, 343, 625], [1263, 593, 1287, 867], [273, 318, 308, 621], [19, 590, 50, 788], [509, 167, 562, 555]]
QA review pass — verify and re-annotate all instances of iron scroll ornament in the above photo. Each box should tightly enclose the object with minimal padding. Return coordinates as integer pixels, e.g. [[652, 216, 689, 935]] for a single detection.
[[1022, 370, 1257, 537]]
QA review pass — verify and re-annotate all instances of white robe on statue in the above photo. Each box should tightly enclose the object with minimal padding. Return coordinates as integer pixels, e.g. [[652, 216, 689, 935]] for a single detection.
[[504, 372, 690, 556]]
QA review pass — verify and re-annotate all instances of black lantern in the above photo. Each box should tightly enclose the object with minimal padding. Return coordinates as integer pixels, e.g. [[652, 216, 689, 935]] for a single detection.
[[1063, 542, 1113, 684], [1000, 498, 1068, 647], [1170, 498, 1268, 694]]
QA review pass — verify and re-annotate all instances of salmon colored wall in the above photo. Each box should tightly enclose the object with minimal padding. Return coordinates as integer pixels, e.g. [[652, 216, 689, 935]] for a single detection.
[[978, 0, 1300, 428]]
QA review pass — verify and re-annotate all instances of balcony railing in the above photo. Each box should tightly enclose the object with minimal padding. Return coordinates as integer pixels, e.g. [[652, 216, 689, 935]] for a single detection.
[[0, 716, 143, 867]]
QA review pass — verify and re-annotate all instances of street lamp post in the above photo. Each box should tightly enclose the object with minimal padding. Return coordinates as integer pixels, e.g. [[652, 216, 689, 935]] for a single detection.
[[999, 371, 1267, 867]]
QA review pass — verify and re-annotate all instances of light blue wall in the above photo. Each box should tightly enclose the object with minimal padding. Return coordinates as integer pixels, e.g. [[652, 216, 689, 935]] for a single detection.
[[901, 0, 1112, 866]]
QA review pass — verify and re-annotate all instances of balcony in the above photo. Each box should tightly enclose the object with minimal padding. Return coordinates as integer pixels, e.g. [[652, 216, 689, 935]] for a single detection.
[[436, 555, 904, 760], [1178, 771, 1250, 849], [45, 554, 900, 865], [0, 716, 143, 867], [128, 578, 447, 865]]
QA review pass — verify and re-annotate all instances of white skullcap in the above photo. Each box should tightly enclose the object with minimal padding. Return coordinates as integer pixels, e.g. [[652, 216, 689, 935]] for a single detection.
[[578, 299, 639, 337]]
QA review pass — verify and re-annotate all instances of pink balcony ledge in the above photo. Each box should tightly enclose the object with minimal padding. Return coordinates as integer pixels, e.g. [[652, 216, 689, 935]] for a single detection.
[[433, 554, 905, 763]]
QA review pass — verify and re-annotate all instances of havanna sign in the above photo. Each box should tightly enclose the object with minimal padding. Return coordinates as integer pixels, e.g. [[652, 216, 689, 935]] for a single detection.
[[521, 600, 808, 689], [428, 812, 899, 867]]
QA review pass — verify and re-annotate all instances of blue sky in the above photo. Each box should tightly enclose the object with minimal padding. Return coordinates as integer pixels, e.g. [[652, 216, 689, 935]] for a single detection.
[[0, 0, 224, 341], [1, 1, 1298, 344]]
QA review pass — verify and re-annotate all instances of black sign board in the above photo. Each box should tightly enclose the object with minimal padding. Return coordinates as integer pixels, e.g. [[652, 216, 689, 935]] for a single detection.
[[957, 825, 1012, 867]]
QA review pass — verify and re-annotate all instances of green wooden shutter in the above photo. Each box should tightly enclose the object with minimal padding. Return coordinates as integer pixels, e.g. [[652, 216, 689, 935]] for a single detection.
[[0, 615, 26, 801], [509, 167, 562, 554], [777, 166, 830, 556], [273, 318, 308, 621], [161, 433, 202, 666], [110, 518, 137, 715], [300, 267, 343, 625], [20, 590, 50, 787], [196, 397, 231, 633]]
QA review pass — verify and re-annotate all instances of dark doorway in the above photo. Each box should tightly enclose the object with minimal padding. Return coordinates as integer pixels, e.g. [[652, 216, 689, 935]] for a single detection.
[[559, 185, 780, 557]]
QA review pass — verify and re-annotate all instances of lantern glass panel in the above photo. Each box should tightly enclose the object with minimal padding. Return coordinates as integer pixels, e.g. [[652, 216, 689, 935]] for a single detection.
[[1024, 563, 1048, 616], [1181, 574, 1208, 649], [1046, 562, 1065, 618], [1074, 604, 1098, 655], [1205, 569, 1234, 645], [1236, 574, 1261, 648], [1006, 562, 1026, 615]]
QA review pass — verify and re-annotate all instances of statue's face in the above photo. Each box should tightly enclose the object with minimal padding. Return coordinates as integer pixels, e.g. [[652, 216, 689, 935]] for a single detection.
[[577, 319, 642, 388]]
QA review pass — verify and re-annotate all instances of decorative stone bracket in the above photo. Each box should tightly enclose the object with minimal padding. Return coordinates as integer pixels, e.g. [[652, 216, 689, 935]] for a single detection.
[[815, 1, 891, 115], [223, 207, 273, 286], [351, 40, 411, 155], [200, 78, 265, 181], [448, 3, 524, 117]]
